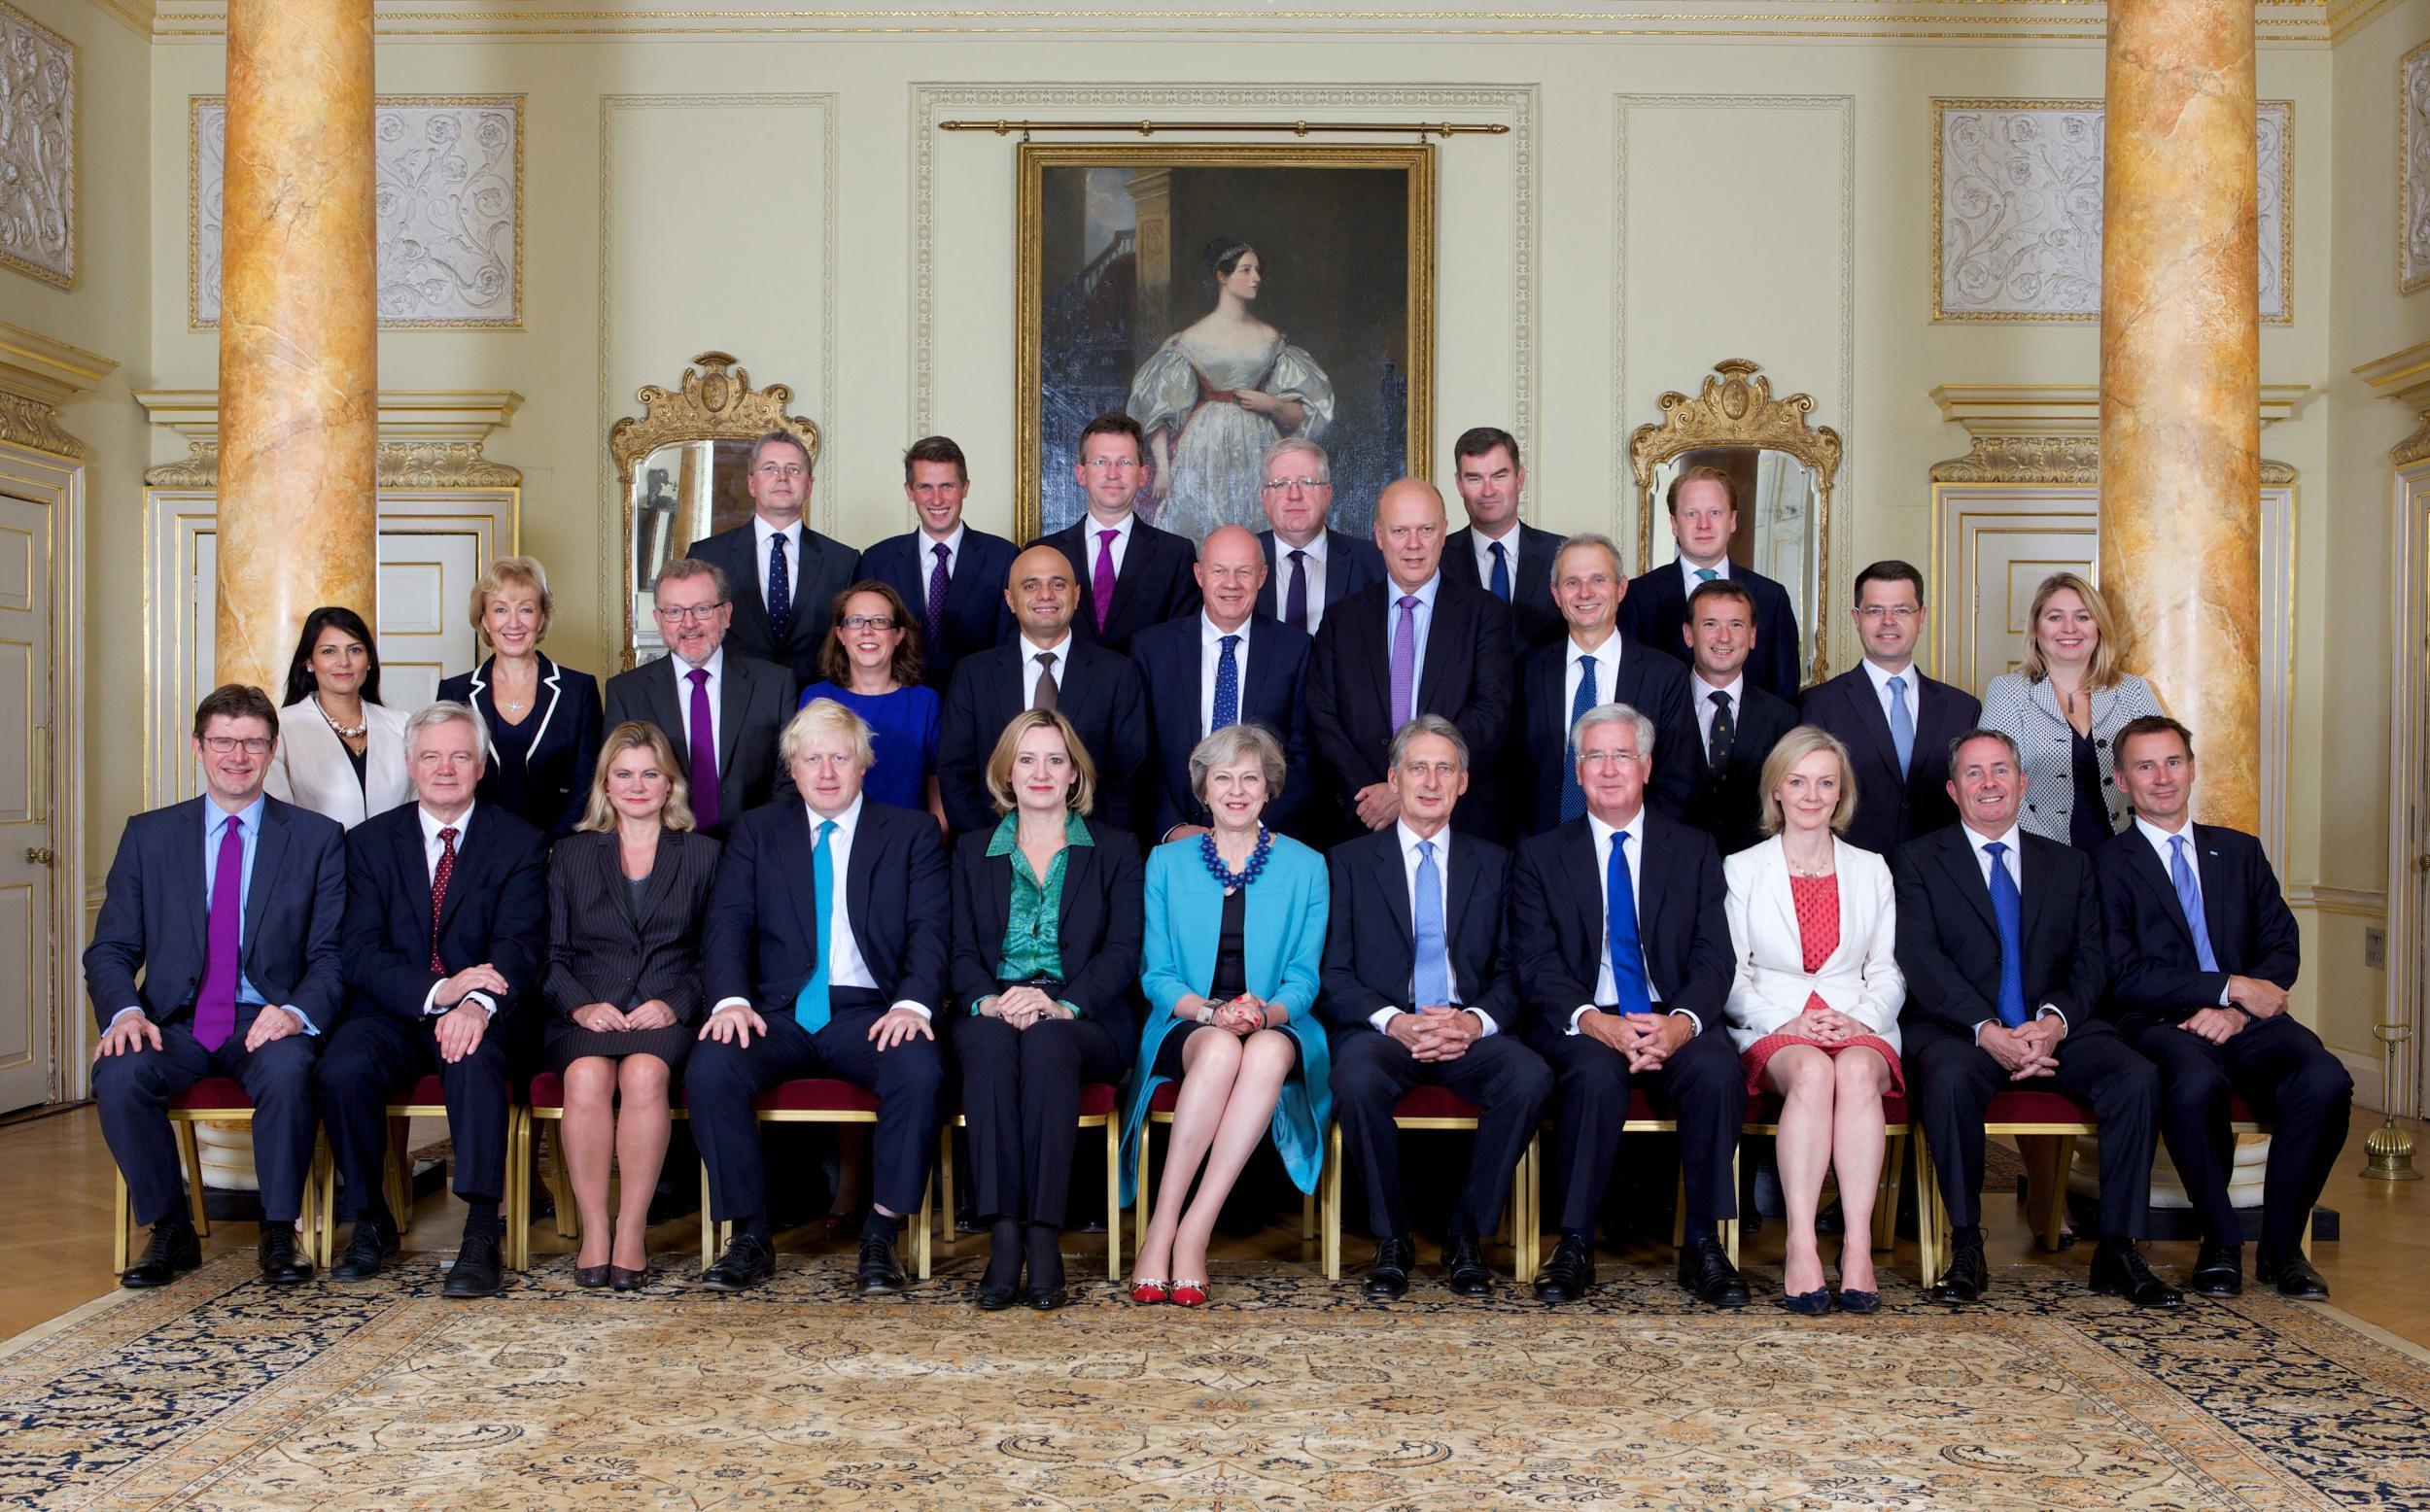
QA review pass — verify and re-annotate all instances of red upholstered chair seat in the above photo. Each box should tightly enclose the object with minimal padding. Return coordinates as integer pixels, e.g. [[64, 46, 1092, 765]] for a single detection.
[[1076, 1083, 1117, 1117], [392, 1075, 447, 1107], [1393, 1086, 1486, 1120], [2229, 1094, 2260, 1122], [1983, 1088, 2097, 1124], [1148, 1082, 1179, 1116], [755, 1078, 881, 1114], [167, 1077, 256, 1112], [526, 1072, 564, 1110], [1625, 1086, 1666, 1121]]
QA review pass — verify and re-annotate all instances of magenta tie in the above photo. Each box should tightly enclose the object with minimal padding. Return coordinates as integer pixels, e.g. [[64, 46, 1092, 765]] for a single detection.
[[1092, 529, 1119, 632], [193, 814, 245, 1051], [1389, 595, 1419, 732], [686, 666, 720, 830]]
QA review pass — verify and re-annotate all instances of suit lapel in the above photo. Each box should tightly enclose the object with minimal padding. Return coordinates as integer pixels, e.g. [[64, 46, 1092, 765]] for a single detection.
[[2017, 836, 2051, 943], [716, 660, 748, 773], [648, 662, 690, 766], [1443, 837, 1478, 952], [1563, 823, 1605, 945], [1837, 674, 1905, 787], [527, 653, 567, 759], [844, 808, 877, 957], [723, 533, 779, 653], [1055, 840, 1089, 936], [434, 808, 481, 941], [2192, 826, 2233, 961], [177, 798, 210, 957], [1415, 589, 1461, 710], [1371, 836, 1415, 953], [1942, 828, 2000, 938], [242, 803, 291, 955], [1324, 533, 1358, 605], [774, 805, 819, 954], [467, 659, 499, 763], [392, 810, 435, 956]]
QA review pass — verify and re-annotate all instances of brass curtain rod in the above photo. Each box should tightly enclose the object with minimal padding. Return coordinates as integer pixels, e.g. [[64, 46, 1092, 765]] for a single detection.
[[939, 119, 1507, 138]]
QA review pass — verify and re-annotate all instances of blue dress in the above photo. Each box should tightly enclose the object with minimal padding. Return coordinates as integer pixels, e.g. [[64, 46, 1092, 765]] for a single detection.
[[801, 681, 941, 813]]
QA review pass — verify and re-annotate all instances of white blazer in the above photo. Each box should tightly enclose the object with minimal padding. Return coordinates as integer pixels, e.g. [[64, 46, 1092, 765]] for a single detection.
[[262, 698, 413, 829], [1720, 835, 1905, 1054]]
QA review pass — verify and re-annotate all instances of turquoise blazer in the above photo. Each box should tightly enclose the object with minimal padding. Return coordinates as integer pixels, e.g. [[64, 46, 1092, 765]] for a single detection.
[[1121, 834, 1332, 1203]]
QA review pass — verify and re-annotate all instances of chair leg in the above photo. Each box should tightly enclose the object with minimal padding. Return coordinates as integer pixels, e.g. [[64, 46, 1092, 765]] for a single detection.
[[1874, 1130, 1905, 1254], [547, 1119, 576, 1242], [1133, 1122, 1153, 1263], [1322, 1123, 1342, 1282], [699, 1162, 714, 1273], [112, 1168, 131, 1276], [2301, 1206, 2314, 1259], [1722, 1147, 1742, 1267], [1916, 1135, 1943, 1289], [1302, 1184, 1316, 1247], [916, 1165, 933, 1282], [176, 1121, 210, 1236], [1671, 1161, 1688, 1250], [936, 1123, 955, 1253], [1103, 1117, 1122, 1283], [2040, 1135, 2075, 1253], [506, 1111, 530, 1272], [384, 1116, 410, 1222], [1518, 1135, 1541, 1284], [316, 1136, 338, 1267]]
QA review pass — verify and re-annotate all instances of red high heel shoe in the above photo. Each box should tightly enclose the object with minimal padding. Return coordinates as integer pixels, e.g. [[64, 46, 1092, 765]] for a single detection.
[[1168, 1280, 1209, 1308], [1128, 1278, 1170, 1304]]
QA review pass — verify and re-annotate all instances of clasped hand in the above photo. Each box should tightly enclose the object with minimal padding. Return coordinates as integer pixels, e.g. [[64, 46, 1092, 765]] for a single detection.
[[1388, 1006, 1479, 1062], [985, 986, 1070, 1029], [573, 999, 677, 1034], [1980, 1017, 2065, 1080], [1583, 1010, 1688, 1072], [1208, 994, 1268, 1036], [1788, 1007, 1861, 1045]]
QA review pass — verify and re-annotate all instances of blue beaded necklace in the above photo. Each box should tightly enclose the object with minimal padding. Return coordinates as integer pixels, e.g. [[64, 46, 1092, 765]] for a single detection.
[[1199, 824, 1273, 893]]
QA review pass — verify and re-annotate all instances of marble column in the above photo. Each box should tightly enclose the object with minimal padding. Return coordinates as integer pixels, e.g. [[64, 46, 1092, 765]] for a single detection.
[[2097, 0, 2261, 831], [215, 0, 378, 696]]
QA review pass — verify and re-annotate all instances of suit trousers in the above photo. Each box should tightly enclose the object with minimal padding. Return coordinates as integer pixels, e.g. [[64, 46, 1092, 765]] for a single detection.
[[94, 1014, 319, 1226], [955, 1014, 1128, 1228], [2135, 1014, 2353, 1258], [1329, 1028, 1552, 1240], [1539, 1021, 1748, 1234], [1908, 1018, 2160, 1238], [317, 1011, 515, 1218], [686, 996, 945, 1222]]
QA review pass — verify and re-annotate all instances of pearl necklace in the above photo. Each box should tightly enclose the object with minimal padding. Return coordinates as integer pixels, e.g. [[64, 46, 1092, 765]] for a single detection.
[[313, 694, 366, 741], [1199, 825, 1273, 894]]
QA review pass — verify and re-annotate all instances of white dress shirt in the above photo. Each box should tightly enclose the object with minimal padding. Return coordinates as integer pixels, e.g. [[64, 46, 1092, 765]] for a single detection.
[[1961, 821, 2066, 1035], [1470, 523, 1521, 590], [1563, 631, 1620, 719], [1860, 655, 1918, 729], [669, 645, 726, 771], [920, 522, 967, 581], [1691, 670, 1746, 761], [1367, 820, 1500, 1037], [1020, 631, 1075, 706], [1198, 614, 1254, 737], [2134, 813, 2232, 1007], [1274, 531, 1332, 634], [418, 802, 497, 1019], [752, 515, 807, 617], [711, 795, 932, 1020], [1084, 510, 1134, 582], [1567, 808, 1698, 1035]]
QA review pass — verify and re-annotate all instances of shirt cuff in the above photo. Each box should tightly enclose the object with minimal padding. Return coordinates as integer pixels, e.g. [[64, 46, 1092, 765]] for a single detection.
[[1466, 1007, 1499, 1038], [1567, 1005, 1595, 1035], [109, 1006, 146, 1030], [1973, 1018, 1996, 1043], [463, 991, 498, 1019], [1666, 1008, 1701, 1036], [282, 1005, 320, 1037], [2218, 982, 2234, 1008], [890, 1000, 932, 1021], [1369, 1007, 1404, 1033], [971, 995, 997, 1018], [1056, 1000, 1083, 1020], [2036, 1004, 2066, 1029], [711, 996, 752, 1018]]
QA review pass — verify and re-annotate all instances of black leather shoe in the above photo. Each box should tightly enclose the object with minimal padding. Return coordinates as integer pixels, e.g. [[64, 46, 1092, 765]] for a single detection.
[[257, 1226, 315, 1285], [1779, 1288, 1832, 1316], [1934, 1234, 1989, 1304], [1362, 1234, 1416, 1300], [2257, 1249, 2330, 1299], [1532, 1233, 1596, 1304], [2189, 1240, 2244, 1297], [698, 1233, 774, 1292], [1677, 1238, 1750, 1308], [975, 1282, 1018, 1311], [573, 1264, 612, 1289], [442, 1232, 504, 1298], [330, 1216, 399, 1283], [1442, 1234, 1493, 1297], [122, 1219, 202, 1289], [2089, 1243, 2184, 1309], [855, 1229, 907, 1295], [1023, 1286, 1068, 1312], [608, 1265, 647, 1292]]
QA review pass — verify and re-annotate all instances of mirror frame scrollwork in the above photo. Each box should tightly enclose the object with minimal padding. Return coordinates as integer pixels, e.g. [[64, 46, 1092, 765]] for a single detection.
[[1629, 358, 1844, 687], [611, 351, 820, 668]]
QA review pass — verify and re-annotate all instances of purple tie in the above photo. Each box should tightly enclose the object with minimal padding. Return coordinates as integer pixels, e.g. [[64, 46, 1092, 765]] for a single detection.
[[1390, 595, 1419, 731], [194, 814, 245, 1052], [1285, 548, 1309, 632], [926, 541, 950, 645], [1092, 529, 1119, 632], [686, 666, 720, 830]]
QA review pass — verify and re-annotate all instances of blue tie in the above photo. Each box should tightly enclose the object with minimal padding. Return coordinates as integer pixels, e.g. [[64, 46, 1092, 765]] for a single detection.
[[1983, 841, 2029, 1028], [767, 533, 793, 643], [1604, 831, 1652, 1015], [1412, 839, 1449, 1009], [1558, 653, 1598, 823], [1211, 634, 1241, 732], [1488, 540, 1511, 602], [1694, 567, 1718, 583], [1886, 674, 1916, 776], [2170, 835, 2221, 973], [792, 818, 838, 1031]]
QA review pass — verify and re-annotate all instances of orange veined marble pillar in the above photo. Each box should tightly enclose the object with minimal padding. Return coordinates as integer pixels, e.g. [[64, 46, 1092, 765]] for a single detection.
[[215, 0, 379, 696], [2097, 0, 2261, 832]]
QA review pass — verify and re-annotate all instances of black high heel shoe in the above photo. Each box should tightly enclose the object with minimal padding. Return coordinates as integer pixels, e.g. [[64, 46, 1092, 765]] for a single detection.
[[608, 1265, 648, 1291], [1835, 1288, 1881, 1314], [1779, 1288, 1832, 1316], [573, 1263, 612, 1289]]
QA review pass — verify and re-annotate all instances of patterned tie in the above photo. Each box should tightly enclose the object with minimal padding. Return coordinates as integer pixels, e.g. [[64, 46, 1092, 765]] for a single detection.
[[429, 826, 459, 976], [767, 532, 793, 645], [1886, 674, 1916, 776], [1284, 548, 1309, 633], [1092, 529, 1119, 633], [926, 541, 951, 646], [194, 813, 245, 1051], [1488, 540, 1511, 602], [792, 818, 839, 1031], [1984, 841, 2029, 1027], [1211, 635, 1241, 732], [1389, 595, 1420, 731], [1707, 689, 1735, 772], [1031, 651, 1059, 712], [1695, 567, 1718, 583], [1558, 653, 1597, 824], [1412, 839, 1449, 1009], [2170, 835, 2222, 973], [1604, 831, 1652, 1015], [686, 667, 720, 831]]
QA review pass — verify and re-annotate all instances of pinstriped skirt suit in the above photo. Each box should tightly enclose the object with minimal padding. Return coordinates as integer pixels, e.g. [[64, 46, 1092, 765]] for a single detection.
[[541, 828, 723, 1076]]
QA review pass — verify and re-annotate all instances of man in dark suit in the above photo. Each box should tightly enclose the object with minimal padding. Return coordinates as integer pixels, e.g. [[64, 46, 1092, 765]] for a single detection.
[[1131, 524, 1312, 842], [1306, 478, 1514, 840], [2099, 716, 2351, 1300], [1253, 437, 1385, 636], [1516, 534, 1697, 835], [1441, 426, 1566, 654], [683, 430, 860, 689], [857, 435, 1017, 690], [1031, 411, 1198, 656], [1892, 728, 2180, 1308], [1680, 579, 1798, 856], [317, 701, 549, 1297], [1511, 703, 1749, 1307], [85, 683, 346, 1288], [688, 699, 952, 1295], [1798, 561, 1981, 855], [1621, 464, 1802, 700], [604, 556, 798, 838], [1321, 715, 1552, 1299], [939, 543, 1152, 837]]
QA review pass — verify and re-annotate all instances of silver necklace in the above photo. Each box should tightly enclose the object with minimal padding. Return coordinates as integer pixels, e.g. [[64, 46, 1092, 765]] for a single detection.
[[313, 693, 366, 740]]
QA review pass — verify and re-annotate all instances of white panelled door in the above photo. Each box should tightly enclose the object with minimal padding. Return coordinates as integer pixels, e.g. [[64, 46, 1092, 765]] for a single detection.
[[373, 533, 480, 712], [0, 489, 54, 1113]]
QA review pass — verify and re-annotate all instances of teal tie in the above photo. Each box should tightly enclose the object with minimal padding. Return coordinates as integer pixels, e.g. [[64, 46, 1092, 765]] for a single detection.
[[792, 818, 839, 1031]]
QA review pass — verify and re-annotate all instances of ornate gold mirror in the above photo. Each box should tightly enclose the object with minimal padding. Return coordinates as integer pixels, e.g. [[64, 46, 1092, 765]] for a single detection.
[[611, 352, 819, 667], [1630, 359, 1843, 687]]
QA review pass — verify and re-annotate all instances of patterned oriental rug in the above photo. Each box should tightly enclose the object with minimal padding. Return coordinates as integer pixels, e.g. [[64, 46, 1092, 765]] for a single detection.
[[3, 1254, 2426, 1510]]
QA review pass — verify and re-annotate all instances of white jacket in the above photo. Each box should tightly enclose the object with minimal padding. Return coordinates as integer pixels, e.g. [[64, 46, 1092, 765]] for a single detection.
[[1721, 834, 1904, 1054], [262, 697, 413, 829]]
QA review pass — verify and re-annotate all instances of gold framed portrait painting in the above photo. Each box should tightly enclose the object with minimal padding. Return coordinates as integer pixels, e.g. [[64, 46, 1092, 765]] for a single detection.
[[1015, 142, 1437, 543]]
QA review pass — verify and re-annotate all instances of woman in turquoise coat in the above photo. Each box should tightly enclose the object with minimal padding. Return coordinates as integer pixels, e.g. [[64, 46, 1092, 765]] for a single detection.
[[1122, 723, 1330, 1307]]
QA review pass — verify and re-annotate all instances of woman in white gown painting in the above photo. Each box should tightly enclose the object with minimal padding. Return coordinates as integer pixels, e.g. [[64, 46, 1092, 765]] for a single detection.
[[1128, 237, 1336, 539]]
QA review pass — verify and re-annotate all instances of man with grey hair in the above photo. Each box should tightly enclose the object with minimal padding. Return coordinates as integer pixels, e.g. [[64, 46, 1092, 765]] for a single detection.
[[1320, 713, 1552, 1299], [684, 430, 862, 687], [1512, 701, 1748, 1307], [319, 700, 549, 1296], [1253, 437, 1384, 636]]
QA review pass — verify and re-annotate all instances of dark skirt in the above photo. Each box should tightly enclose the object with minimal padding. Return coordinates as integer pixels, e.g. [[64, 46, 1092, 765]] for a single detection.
[[542, 1017, 694, 1078], [1151, 1020, 1302, 1081]]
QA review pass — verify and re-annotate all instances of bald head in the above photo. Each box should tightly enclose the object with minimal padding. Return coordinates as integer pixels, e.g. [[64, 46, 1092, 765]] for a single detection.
[[1374, 478, 1449, 592], [1005, 542, 1079, 642], [1198, 524, 1268, 633]]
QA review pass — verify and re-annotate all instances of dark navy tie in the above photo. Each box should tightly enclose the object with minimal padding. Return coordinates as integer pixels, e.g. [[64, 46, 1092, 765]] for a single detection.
[[1284, 548, 1309, 633], [1211, 635, 1241, 732], [767, 532, 793, 644], [1488, 540, 1511, 602]]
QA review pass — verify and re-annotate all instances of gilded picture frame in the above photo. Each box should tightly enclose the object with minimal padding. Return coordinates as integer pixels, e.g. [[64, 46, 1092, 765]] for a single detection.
[[1014, 142, 1436, 544]]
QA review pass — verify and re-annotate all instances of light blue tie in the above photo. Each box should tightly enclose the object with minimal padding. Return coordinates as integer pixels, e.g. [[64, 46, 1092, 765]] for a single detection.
[[1211, 634, 1241, 732], [1412, 839, 1449, 1009], [792, 818, 838, 1031], [2170, 835, 2221, 974], [1984, 841, 2029, 1028], [1605, 832, 1652, 1015], [1694, 567, 1718, 583], [1558, 654, 1597, 824], [1886, 674, 1916, 776]]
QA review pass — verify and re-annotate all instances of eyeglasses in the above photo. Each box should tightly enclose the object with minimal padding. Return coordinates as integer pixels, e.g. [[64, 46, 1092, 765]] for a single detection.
[[1084, 458, 1142, 473], [839, 615, 898, 632], [200, 737, 274, 755], [1578, 750, 1643, 769], [653, 603, 726, 623], [753, 463, 807, 480], [1855, 605, 1920, 622], [1259, 476, 1327, 493]]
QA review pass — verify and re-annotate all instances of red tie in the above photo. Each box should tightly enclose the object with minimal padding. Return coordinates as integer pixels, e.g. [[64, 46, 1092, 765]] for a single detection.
[[429, 826, 459, 975]]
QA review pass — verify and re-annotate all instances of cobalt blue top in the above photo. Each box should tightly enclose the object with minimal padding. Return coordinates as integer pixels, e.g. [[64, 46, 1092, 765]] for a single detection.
[[800, 681, 942, 813]]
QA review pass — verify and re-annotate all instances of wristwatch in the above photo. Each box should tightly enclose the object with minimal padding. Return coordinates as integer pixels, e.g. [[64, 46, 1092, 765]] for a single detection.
[[1195, 1002, 1218, 1024]]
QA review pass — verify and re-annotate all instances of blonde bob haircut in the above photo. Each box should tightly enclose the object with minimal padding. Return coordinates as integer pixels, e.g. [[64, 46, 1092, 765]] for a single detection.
[[779, 697, 876, 773], [467, 554, 555, 638], [1188, 722, 1287, 805], [2018, 570, 2129, 691], [576, 720, 697, 834], [1756, 724, 1858, 837], [983, 708, 1097, 818]]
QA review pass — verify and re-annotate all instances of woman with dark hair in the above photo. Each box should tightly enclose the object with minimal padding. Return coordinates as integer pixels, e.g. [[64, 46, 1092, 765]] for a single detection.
[[799, 579, 944, 827], [262, 605, 412, 827], [437, 555, 604, 839], [1127, 236, 1336, 538]]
